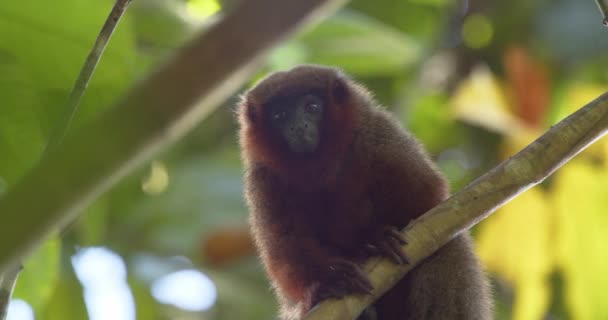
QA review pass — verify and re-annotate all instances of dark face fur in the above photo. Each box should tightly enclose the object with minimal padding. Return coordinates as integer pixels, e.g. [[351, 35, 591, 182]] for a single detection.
[[266, 93, 325, 154]]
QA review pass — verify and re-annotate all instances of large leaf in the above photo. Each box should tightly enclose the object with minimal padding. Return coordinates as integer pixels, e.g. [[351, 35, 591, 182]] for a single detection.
[[349, 0, 448, 41], [107, 144, 246, 256], [13, 236, 61, 313], [0, 0, 136, 185], [296, 11, 420, 76], [477, 187, 553, 320], [552, 162, 608, 320], [41, 267, 88, 320]]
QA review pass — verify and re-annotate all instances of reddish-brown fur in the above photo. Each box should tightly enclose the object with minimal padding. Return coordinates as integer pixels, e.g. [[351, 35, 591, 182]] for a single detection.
[[239, 65, 492, 319]]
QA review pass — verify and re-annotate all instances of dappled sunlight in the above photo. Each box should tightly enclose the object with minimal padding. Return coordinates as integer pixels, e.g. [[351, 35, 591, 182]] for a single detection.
[[7, 299, 34, 320], [72, 247, 135, 320], [151, 269, 217, 311]]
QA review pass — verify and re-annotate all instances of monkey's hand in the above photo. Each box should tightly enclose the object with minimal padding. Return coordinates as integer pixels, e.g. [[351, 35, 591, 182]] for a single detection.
[[307, 257, 373, 308], [363, 225, 410, 265]]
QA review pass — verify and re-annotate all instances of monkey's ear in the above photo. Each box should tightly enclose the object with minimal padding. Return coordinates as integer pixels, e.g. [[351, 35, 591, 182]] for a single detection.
[[246, 103, 258, 123], [330, 76, 350, 106], [239, 100, 258, 124]]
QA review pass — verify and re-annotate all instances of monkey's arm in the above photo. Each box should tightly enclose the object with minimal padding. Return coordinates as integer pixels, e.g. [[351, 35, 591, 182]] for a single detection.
[[245, 167, 373, 311], [365, 112, 449, 232], [364, 114, 492, 319], [374, 233, 492, 320]]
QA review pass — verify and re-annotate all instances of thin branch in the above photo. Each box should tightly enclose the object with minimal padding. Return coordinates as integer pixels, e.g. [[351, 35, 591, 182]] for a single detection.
[[44, 0, 133, 154], [0, 0, 347, 270], [304, 93, 608, 319], [594, 0, 608, 26], [0, 265, 22, 320]]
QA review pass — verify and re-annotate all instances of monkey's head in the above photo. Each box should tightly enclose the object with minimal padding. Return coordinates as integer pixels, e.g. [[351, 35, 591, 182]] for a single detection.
[[239, 65, 369, 172], [260, 91, 325, 154]]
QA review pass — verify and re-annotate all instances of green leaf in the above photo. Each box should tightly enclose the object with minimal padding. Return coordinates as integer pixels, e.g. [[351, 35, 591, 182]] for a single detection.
[[0, 0, 136, 185], [208, 262, 276, 319], [13, 236, 60, 312], [131, 0, 200, 51], [297, 11, 420, 76], [41, 268, 88, 320], [75, 199, 108, 247], [107, 145, 246, 256], [349, 0, 448, 40], [408, 93, 462, 153], [0, 66, 45, 184], [129, 276, 161, 320]]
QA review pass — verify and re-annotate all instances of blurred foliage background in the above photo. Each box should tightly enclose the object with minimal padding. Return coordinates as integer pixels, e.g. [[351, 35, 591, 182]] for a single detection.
[[1, 0, 608, 319]]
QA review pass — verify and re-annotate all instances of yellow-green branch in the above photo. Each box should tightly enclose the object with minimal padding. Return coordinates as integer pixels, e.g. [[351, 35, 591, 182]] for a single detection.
[[304, 94, 608, 319]]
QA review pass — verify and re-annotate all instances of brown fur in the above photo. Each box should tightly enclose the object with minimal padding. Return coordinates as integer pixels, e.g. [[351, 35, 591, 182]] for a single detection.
[[238, 65, 492, 319]]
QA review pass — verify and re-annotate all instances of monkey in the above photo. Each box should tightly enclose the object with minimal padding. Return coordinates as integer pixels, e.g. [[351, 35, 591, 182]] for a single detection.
[[238, 65, 492, 320]]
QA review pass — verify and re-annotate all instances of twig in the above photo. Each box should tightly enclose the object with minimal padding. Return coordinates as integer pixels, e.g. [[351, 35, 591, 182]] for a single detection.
[[594, 0, 608, 26], [0, 265, 22, 320], [0, 0, 346, 270], [44, 0, 133, 154], [303, 92, 608, 319]]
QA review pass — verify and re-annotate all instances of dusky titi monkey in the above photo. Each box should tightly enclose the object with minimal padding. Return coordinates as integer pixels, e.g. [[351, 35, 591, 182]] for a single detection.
[[238, 65, 492, 319]]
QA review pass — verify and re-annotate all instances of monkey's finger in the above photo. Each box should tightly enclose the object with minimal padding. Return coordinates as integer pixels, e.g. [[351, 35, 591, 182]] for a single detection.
[[331, 262, 373, 293], [351, 274, 374, 294], [364, 243, 380, 255], [314, 282, 369, 303], [386, 227, 407, 245], [387, 237, 410, 265], [340, 266, 373, 292], [335, 277, 373, 296], [315, 285, 349, 301], [378, 241, 406, 264]]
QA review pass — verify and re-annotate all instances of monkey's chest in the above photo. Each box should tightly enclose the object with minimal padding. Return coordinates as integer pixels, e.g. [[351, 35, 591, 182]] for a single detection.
[[284, 184, 374, 252]]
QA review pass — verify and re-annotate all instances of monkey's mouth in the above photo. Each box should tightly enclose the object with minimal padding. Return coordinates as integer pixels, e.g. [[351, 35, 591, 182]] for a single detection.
[[287, 130, 319, 154]]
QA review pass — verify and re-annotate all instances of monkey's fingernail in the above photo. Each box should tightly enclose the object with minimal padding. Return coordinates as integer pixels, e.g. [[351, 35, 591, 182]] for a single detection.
[[365, 244, 379, 254], [388, 228, 407, 244], [390, 252, 404, 264], [360, 280, 373, 293], [395, 249, 410, 265]]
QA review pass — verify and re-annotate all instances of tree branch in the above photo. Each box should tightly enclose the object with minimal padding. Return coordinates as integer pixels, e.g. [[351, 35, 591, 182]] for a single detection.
[[595, 0, 608, 26], [0, 0, 347, 270], [304, 93, 608, 319], [45, 0, 133, 154], [0, 265, 21, 320]]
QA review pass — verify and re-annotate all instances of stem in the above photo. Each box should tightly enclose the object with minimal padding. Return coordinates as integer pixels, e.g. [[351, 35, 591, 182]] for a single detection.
[[44, 0, 133, 154], [0, 265, 22, 320], [594, 0, 608, 26]]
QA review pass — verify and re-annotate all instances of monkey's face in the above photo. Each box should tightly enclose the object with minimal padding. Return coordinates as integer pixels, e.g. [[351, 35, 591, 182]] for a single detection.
[[266, 93, 325, 154]]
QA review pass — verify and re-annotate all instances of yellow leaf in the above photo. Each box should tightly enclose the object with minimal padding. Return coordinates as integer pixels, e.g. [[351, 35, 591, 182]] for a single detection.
[[555, 84, 608, 163], [451, 65, 526, 136], [477, 187, 552, 320], [551, 161, 608, 320], [141, 160, 170, 195]]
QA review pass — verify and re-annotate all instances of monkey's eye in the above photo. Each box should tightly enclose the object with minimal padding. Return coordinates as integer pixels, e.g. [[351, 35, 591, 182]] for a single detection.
[[303, 95, 323, 113], [306, 102, 320, 113]]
